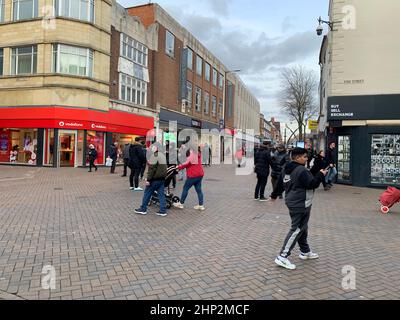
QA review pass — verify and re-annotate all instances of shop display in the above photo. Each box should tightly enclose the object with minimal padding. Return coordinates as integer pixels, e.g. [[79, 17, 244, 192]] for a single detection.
[[371, 134, 400, 185], [0, 129, 37, 165], [337, 136, 351, 182], [86, 131, 105, 165]]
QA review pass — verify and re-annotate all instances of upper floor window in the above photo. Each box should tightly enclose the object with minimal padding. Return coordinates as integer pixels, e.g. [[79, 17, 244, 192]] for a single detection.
[[195, 87, 202, 112], [212, 69, 217, 86], [196, 55, 202, 76], [121, 34, 148, 67], [219, 98, 223, 117], [212, 96, 217, 116], [165, 30, 175, 57], [186, 81, 193, 109], [0, 48, 3, 76], [53, 44, 93, 77], [0, 0, 4, 22], [187, 48, 193, 70], [55, 0, 95, 23], [13, 0, 38, 21], [11, 45, 37, 75], [120, 73, 147, 106], [204, 92, 210, 115], [219, 73, 224, 89], [205, 63, 211, 82]]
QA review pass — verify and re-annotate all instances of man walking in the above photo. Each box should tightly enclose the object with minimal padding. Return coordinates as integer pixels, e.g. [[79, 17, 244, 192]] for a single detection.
[[325, 142, 337, 188], [121, 141, 131, 177], [254, 141, 272, 201], [270, 144, 289, 199], [108, 142, 118, 174], [274, 148, 327, 270], [129, 137, 146, 191]]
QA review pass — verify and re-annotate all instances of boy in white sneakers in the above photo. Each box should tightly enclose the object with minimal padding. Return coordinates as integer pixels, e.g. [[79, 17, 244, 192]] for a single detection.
[[275, 148, 328, 270]]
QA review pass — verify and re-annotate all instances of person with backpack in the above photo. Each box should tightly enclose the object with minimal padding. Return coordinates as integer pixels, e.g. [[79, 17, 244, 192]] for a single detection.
[[87, 144, 98, 172], [274, 148, 328, 270]]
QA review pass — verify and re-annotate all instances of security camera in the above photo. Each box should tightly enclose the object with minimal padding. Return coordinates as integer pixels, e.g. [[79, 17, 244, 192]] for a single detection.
[[316, 24, 323, 36]]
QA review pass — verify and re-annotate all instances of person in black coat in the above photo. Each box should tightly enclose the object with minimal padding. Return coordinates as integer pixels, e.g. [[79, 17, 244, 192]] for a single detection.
[[140, 140, 147, 180], [254, 141, 272, 201], [88, 144, 98, 172], [311, 150, 329, 190], [270, 144, 290, 199], [325, 142, 337, 186], [129, 137, 146, 190], [108, 142, 118, 174]]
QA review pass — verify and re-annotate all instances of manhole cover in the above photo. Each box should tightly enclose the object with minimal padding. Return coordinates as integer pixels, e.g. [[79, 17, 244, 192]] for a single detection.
[[54, 188, 63, 191]]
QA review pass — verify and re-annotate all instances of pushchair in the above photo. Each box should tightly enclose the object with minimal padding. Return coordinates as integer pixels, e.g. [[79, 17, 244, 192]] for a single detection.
[[148, 166, 180, 209], [378, 186, 400, 214]]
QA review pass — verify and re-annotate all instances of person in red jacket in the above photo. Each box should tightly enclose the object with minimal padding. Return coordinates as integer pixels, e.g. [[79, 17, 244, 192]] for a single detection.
[[174, 146, 205, 211]]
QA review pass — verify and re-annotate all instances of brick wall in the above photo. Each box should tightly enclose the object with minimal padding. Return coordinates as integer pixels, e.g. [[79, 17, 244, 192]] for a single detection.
[[126, 4, 155, 28]]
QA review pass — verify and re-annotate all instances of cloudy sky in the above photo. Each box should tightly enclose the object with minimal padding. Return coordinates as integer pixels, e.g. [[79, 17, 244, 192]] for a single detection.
[[118, 0, 329, 124]]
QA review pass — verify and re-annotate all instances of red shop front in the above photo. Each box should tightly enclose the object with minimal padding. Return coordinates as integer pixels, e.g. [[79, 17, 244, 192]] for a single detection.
[[0, 107, 154, 167]]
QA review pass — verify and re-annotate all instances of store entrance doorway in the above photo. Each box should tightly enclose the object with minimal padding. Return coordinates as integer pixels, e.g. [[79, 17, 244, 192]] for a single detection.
[[58, 130, 76, 167]]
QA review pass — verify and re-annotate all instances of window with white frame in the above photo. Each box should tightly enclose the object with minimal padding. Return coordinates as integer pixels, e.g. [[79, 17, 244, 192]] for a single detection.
[[219, 73, 224, 89], [120, 73, 147, 106], [205, 63, 210, 82], [11, 46, 37, 75], [13, 0, 38, 20], [204, 92, 210, 115], [212, 96, 217, 116], [121, 34, 148, 67], [53, 44, 93, 77], [212, 69, 217, 86], [195, 87, 202, 112], [186, 81, 193, 108], [219, 98, 223, 116], [0, 0, 4, 22], [0, 49, 3, 76], [196, 55, 202, 76], [187, 48, 193, 70], [165, 30, 175, 57], [55, 0, 94, 23]]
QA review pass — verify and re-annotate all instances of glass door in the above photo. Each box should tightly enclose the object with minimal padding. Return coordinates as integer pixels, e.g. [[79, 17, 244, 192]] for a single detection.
[[58, 130, 76, 167], [337, 136, 351, 183]]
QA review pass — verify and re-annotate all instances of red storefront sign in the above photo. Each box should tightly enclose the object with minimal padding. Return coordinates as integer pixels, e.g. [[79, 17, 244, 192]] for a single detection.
[[0, 107, 154, 136]]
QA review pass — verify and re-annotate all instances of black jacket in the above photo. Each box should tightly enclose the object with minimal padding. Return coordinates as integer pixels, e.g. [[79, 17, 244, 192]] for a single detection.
[[254, 145, 272, 177], [310, 155, 327, 175], [109, 145, 117, 160], [271, 151, 290, 178], [129, 142, 146, 169], [88, 149, 98, 161], [325, 147, 336, 166], [284, 162, 324, 209]]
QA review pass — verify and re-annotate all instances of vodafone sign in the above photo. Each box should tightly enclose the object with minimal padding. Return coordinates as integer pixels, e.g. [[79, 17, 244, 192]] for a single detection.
[[90, 123, 107, 130], [57, 121, 85, 128]]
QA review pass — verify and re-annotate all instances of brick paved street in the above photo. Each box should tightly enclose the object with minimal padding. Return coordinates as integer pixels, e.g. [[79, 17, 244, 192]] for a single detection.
[[0, 164, 399, 300]]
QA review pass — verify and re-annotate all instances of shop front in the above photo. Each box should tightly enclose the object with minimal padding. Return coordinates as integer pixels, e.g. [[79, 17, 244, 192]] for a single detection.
[[0, 107, 154, 168], [327, 94, 400, 187]]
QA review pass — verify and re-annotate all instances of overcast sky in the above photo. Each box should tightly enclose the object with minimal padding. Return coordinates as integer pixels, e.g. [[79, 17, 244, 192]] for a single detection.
[[118, 0, 329, 125]]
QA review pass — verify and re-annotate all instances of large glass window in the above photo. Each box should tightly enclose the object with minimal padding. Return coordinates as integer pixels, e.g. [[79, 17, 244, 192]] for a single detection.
[[371, 134, 400, 185], [0, 128, 38, 165], [196, 55, 202, 76], [205, 63, 211, 82], [204, 92, 210, 115], [337, 136, 351, 182], [11, 46, 37, 75], [121, 34, 148, 67], [120, 73, 147, 106], [186, 81, 193, 109], [0, 48, 3, 76], [0, 0, 4, 22], [112, 133, 139, 164], [187, 48, 193, 70], [53, 44, 93, 77], [86, 131, 105, 165], [13, 0, 38, 20], [55, 0, 94, 23], [212, 96, 217, 116], [165, 30, 175, 57], [195, 87, 202, 112]]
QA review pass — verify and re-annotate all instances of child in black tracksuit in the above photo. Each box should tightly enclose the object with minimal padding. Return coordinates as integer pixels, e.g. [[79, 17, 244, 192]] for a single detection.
[[274, 148, 328, 270]]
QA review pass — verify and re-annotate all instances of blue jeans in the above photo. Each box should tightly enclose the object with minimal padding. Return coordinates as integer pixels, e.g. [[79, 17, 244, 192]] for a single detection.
[[180, 177, 204, 206], [139, 180, 166, 214], [326, 167, 337, 184]]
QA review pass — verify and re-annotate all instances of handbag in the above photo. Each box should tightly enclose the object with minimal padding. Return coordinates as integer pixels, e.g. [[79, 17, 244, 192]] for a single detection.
[[105, 157, 113, 167]]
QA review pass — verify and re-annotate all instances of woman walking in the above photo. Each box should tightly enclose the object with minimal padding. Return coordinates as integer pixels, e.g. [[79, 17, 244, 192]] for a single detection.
[[88, 144, 98, 172], [173, 145, 205, 211]]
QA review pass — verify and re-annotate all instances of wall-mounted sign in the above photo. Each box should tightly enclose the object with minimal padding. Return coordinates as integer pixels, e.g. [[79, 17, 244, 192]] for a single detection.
[[191, 119, 202, 128], [308, 120, 318, 131]]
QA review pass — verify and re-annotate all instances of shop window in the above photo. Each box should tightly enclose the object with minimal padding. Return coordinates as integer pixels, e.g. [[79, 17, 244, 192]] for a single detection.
[[44, 129, 55, 166], [11, 46, 37, 75], [0, 128, 38, 165], [53, 44, 93, 77], [86, 131, 104, 165], [112, 133, 140, 164], [337, 136, 351, 182], [54, 0, 94, 23], [13, 0, 38, 21], [371, 134, 400, 185]]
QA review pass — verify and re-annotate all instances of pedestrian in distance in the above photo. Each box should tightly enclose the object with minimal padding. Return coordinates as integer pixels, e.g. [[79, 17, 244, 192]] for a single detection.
[[307, 146, 314, 169], [88, 144, 98, 172], [129, 137, 146, 191], [254, 141, 272, 201], [134, 145, 168, 217], [310, 150, 329, 190], [270, 144, 290, 199], [121, 141, 131, 177], [108, 142, 118, 174], [274, 147, 328, 270], [325, 142, 338, 187]]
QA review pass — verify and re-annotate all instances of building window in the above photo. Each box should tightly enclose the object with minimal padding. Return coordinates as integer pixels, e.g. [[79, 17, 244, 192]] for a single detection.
[[53, 44, 93, 77], [0, 48, 3, 76], [219, 98, 223, 117], [0, 129, 38, 164], [337, 135, 351, 182], [186, 81, 192, 109], [120, 73, 147, 106], [205, 63, 211, 82], [165, 30, 175, 57], [11, 46, 37, 75], [121, 34, 148, 67], [212, 69, 217, 87], [13, 0, 38, 20], [195, 87, 202, 112], [212, 96, 217, 116], [55, 0, 94, 23], [219, 73, 224, 89], [0, 0, 4, 22], [204, 92, 210, 115], [196, 55, 202, 76], [187, 48, 193, 70]]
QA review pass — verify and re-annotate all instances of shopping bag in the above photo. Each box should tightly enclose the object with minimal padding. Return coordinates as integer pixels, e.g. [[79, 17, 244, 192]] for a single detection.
[[105, 157, 113, 167]]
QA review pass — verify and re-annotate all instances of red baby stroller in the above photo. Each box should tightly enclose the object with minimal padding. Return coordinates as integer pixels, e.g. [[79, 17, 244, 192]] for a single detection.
[[379, 186, 400, 214]]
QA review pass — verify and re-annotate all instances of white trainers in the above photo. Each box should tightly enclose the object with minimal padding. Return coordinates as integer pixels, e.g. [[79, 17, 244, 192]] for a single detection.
[[194, 205, 206, 211], [173, 202, 184, 209], [134, 187, 144, 191], [275, 256, 296, 270], [299, 252, 319, 260]]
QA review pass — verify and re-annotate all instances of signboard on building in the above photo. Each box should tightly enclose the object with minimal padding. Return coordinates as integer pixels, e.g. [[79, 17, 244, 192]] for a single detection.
[[308, 120, 318, 131], [191, 119, 202, 128]]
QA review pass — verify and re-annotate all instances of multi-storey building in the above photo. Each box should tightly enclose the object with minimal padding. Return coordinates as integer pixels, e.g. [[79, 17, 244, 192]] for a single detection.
[[318, 0, 400, 187]]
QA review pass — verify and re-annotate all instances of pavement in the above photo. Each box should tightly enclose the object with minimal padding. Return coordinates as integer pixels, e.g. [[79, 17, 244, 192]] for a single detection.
[[0, 164, 399, 300]]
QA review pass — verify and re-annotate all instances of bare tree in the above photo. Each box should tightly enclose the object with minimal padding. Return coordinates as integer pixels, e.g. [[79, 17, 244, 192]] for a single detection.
[[280, 66, 318, 142]]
